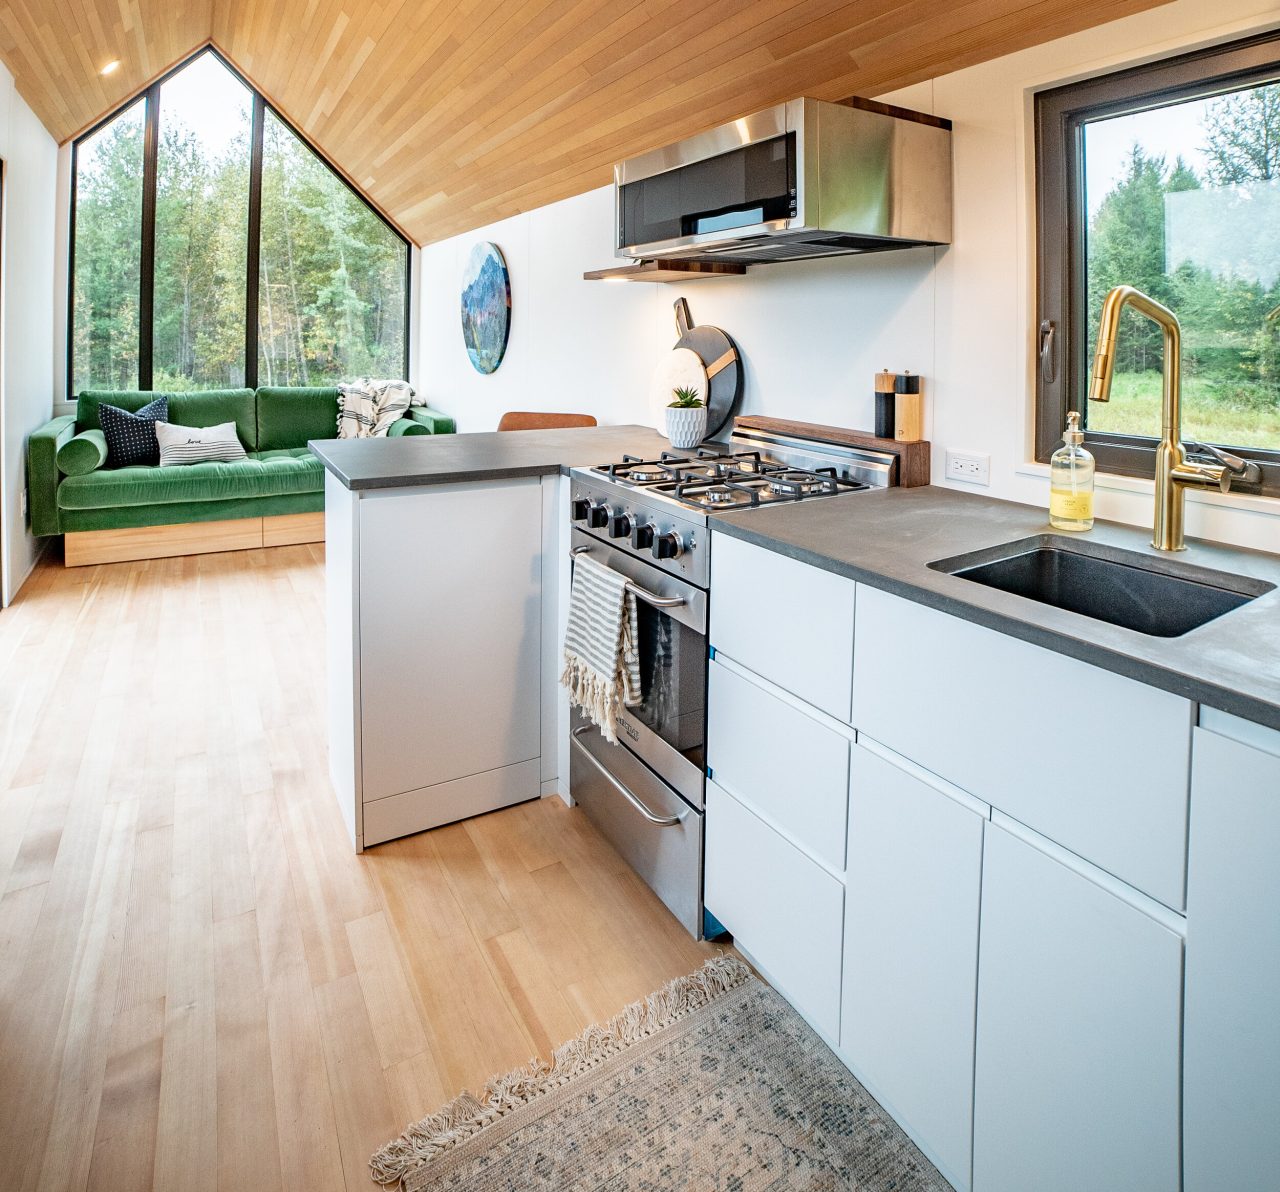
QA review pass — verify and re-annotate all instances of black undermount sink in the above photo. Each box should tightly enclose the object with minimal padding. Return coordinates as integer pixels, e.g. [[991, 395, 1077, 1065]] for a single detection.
[[928, 535, 1275, 638]]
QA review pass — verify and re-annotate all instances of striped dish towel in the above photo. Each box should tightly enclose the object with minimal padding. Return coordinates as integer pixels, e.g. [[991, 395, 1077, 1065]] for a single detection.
[[561, 554, 642, 743]]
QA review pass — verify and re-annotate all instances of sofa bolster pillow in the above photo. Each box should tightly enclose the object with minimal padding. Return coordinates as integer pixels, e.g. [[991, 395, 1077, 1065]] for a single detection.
[[387, 418, 430, 437], [56, 429, 109, 476]]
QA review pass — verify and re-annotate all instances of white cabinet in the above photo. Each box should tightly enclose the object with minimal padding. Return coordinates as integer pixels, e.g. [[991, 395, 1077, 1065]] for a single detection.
[[707, 656, 850, 870], [852, 584, 1193, 909], [705, 780, 844, 1040], [972, 820, 1183, 1192], [710, 534, 855, 721], [1184, 718, 1280, 1192], [328, 475, 546, 848], [841, 742, 985, 1192]]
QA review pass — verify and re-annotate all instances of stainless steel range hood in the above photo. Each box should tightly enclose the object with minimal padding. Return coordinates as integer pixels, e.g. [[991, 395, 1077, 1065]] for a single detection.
[[613, 97, 952, 266]]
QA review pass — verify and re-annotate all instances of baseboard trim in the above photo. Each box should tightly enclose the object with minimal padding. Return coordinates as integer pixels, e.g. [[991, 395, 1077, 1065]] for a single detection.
[[64, 512, 325, 567]]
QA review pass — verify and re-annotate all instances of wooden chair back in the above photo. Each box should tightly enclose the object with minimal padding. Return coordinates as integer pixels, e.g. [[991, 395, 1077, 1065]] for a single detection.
[[497, 411, 597, 432]]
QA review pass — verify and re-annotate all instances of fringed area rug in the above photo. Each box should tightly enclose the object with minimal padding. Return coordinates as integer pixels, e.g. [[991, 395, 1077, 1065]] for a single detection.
[[370, 955, 949, 1191]]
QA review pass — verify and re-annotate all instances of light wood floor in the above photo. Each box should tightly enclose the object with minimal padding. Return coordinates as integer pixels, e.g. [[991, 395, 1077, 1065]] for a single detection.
[[0, 545, 723, 1191]]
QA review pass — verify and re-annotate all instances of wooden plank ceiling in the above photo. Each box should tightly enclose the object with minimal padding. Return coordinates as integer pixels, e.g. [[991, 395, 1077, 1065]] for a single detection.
[[0, 0, 1172, 245]]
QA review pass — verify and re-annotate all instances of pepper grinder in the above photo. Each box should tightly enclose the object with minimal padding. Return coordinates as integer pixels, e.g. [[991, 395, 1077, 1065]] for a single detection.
[[874, 369, 896, 439]]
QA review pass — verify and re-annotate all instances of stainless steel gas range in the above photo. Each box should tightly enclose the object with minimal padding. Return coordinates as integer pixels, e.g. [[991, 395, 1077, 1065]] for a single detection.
[[566, 424, 898, 938]]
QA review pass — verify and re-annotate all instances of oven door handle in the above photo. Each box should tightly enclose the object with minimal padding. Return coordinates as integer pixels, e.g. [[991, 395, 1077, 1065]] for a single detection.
[[569, 546, 686, 608], [571, 726, 686, 826]]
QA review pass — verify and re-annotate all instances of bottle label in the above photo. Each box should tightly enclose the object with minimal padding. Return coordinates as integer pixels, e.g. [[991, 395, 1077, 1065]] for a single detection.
[[1050, 489, 1094, 521]]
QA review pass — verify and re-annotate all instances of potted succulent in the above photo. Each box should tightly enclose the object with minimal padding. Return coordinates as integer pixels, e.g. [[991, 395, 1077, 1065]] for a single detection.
[[666, 386, 707, 449]]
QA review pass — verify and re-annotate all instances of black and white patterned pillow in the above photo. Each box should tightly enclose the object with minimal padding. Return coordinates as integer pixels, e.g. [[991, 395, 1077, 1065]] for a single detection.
[[155, 420, 248, 467], [99, 397, 169, 467]]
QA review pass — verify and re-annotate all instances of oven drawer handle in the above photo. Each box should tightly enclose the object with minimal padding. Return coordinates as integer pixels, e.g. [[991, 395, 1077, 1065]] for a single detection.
[[569, 546, 686, 608], [571, 726, 686, 826]]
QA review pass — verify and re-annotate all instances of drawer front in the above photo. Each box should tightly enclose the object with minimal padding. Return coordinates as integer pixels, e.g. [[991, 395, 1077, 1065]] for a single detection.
[[842, 744, 984, 1191], [705, 780, 843, 1039], [710, 532, 855, 721], [973, 822, 1183, 1192], [852, 586, 1192, 909], [708, 658, 850, 870], [1184, 726, 1280, 1192]]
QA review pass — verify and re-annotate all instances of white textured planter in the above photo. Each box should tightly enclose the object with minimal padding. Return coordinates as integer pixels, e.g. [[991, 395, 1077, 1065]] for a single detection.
[[666, 405, 708, 450]]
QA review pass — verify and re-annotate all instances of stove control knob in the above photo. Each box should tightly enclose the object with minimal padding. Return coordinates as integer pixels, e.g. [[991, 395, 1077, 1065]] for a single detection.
[[652, 531, 682, 560], [587, 502, 610, 529], [570, 497, 591, 522], [630, 522, 654, 551], [607, 511, 631, 539]]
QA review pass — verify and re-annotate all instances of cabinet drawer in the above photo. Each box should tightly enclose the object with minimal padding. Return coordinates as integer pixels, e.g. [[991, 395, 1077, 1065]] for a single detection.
[[842, 744, 984, 1191], [1184, 725, 1280, 1192], [710, 533, 855, 721], [705, 780, 843, 1039], [973, 822, 1182, 1192], [708, 657, 849, 870], [852, 585, 1192, 909]]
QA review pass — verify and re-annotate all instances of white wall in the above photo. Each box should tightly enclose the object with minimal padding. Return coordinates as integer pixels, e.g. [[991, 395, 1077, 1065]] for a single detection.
[[0, 65, 58, 605], [418, 0, 1280, 554]]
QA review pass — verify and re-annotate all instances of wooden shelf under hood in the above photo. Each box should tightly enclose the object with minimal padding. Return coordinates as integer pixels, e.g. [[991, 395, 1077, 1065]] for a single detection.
[[583, 259, 747, 283]]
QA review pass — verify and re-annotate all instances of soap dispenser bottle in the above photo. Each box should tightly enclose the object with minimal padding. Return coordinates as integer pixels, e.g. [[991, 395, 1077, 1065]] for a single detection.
[[1049, 411, 1095, 531]]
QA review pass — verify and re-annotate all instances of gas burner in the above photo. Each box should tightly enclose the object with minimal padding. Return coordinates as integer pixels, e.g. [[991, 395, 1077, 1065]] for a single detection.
[[700, 486, 744, 506], [626, 464, 669, 483], [767, 470, 835, 496]]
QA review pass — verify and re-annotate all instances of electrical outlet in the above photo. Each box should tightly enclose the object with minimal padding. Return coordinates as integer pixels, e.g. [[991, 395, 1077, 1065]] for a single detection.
[[945, 450, 991, 486]]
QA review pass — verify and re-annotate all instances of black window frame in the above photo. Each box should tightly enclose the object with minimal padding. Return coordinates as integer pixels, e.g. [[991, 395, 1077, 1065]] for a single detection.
[[67, 44, 412, 398], [1035, 30, 1280, 498]]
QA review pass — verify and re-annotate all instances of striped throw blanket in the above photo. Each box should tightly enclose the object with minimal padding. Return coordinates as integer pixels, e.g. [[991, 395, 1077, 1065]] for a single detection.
[[336, 378, 416, 438], [561, 554, 642, 743]]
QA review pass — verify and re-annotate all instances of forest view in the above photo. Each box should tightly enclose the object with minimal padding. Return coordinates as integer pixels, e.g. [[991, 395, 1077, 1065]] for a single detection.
[[71, 51, 408, 395], [1084, 81, 1280, 450]]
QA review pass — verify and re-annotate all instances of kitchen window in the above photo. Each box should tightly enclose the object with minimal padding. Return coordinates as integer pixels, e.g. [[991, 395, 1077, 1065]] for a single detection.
[[69, 46, 410, 397], [1035, 32, 1280, 496]]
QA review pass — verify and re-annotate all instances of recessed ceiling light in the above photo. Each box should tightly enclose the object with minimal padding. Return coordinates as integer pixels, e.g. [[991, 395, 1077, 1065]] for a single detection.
[[100, 60, 121, 76]]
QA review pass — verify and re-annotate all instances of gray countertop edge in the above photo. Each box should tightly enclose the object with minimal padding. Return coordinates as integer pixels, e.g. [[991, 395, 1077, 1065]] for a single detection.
[[313, 457, 567, 489], [711, 514, 1280, 733]]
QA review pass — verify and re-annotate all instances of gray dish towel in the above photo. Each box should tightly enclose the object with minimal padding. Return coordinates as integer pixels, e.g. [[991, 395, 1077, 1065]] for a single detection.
[[561, 555, 642, 743]]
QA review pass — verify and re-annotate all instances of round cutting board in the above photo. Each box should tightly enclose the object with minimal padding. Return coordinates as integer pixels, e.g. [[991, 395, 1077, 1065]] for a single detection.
[[672, 298, 743, 439], [649, 347, 708, 434]]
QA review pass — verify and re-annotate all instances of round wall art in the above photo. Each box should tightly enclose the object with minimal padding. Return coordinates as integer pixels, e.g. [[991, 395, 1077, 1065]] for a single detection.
[[460, 241, 511, 374]]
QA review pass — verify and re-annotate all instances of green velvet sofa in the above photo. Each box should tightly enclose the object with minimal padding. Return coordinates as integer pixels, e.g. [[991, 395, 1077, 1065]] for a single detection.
[[28, 386, 454, 565]]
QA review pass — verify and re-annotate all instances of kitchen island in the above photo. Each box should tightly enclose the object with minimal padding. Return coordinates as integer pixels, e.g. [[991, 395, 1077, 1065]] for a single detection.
[[311, 425, 669, 851]]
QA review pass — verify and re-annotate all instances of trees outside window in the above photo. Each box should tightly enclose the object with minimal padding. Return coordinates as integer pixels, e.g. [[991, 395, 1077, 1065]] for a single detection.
[[69, 48, 409, 396], [71, 101, 144, 393], [258, 111, 408, 386], [1035, 34, 1280, 494]]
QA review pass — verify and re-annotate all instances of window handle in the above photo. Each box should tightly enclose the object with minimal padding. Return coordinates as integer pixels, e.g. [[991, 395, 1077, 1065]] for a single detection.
[[1038, 320, 1057, 384]]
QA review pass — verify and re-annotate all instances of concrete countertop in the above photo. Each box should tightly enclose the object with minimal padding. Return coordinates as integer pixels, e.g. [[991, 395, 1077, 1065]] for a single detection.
[[714, 486, 1280, 732], [310, 424, 672, 489]]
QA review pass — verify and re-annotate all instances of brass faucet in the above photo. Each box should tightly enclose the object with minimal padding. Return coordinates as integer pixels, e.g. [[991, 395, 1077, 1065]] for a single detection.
[[1087, 285, 1260, 552]]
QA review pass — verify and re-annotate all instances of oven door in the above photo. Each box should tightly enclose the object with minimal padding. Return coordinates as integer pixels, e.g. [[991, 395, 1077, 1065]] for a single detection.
[[569, 530, 707, 807], [570, 712, 704, 938]]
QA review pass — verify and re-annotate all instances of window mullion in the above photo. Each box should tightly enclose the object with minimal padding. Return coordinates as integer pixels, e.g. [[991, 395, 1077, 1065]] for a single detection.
[[245, 95, 265, 391], [138, 82, 161, 391]]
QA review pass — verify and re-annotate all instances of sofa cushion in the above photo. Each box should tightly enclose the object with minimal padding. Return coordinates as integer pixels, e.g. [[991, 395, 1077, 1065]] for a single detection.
[[78, 389, 257, 451], [256, 387, 340, 451], [57, 448, 322, 511], [100, 396, 168, 467]]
